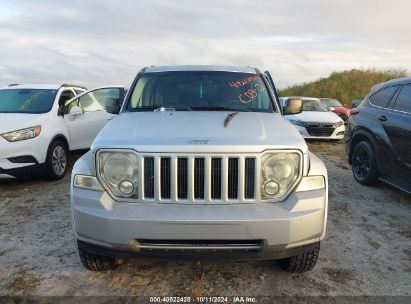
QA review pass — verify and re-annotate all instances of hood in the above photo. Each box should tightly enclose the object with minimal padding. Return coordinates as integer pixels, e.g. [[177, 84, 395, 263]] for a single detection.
[[287, 111, 342, 124], [0, 113, 49, 133], [91, 111, 308, 153]]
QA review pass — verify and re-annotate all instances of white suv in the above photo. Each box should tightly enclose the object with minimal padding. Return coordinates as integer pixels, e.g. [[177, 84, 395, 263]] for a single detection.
[[279, 97, 345, 140], [0, 84, 124, 179]]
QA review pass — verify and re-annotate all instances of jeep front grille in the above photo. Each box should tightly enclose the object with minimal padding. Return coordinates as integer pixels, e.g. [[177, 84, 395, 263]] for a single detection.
[[140, 154, 258, 203]]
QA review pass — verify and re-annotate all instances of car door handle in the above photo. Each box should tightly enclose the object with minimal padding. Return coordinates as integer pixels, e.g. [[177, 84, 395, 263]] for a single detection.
[[107, 117, 114, 120], [377, 115, 387, 121]]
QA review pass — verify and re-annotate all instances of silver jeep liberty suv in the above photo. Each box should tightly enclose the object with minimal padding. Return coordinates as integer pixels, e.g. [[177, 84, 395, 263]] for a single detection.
[[71, 65, 328, 272]]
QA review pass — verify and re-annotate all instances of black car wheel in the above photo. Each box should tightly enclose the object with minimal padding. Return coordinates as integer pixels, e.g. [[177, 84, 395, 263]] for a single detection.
[[278, 242, 320, 273], [78, 245, 118, 272], [352, 141, 378, 185]]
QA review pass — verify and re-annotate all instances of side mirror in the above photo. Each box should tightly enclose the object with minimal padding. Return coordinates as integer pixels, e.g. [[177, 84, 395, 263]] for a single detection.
[[283, 98, 303, 115], [68, 106, 83, 120], [350, 108, 360, 115], [105, 98, 121, 115]]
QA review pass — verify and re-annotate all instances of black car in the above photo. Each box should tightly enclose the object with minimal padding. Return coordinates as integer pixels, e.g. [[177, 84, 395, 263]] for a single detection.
[[345, 77, 411, 193]]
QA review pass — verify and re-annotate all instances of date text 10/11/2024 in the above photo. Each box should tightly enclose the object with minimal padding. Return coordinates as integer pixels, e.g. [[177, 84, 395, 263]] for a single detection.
[[149, 296, 257, 303]]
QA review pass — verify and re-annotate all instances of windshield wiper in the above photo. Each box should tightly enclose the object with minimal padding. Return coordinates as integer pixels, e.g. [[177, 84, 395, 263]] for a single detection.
[[133, 106, 161, 111], [174, 106, 193, 111], [191, 106, 251, 112], [134, 106, 193, 112], [133, 105, 252, 112]]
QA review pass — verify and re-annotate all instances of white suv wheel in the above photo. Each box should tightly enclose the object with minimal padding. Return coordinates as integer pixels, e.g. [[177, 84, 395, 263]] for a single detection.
[[52, 145, 67, 176], [45, 140, 68, 180]]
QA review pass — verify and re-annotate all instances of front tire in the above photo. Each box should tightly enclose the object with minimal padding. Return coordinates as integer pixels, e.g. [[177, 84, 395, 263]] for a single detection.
[[278, 242, 320, 273], [351, 140, 378, 185], [78, 243, 118, 272], [45, 140, 68, 180]]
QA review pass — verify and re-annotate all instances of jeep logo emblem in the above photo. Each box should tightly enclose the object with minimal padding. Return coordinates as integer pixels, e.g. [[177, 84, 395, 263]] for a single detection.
[[189, 139, 210, 145]]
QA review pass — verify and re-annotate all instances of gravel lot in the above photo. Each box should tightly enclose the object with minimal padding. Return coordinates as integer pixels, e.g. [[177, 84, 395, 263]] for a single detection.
[[0, 140, 410, 298]]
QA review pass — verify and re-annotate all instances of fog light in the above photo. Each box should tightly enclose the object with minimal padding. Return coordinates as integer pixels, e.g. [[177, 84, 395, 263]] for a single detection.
[[119, 180, 134, 195], [264, 180, 280, 196]]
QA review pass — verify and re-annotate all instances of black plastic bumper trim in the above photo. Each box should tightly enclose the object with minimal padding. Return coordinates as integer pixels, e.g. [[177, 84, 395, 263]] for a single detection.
[[77, 240, 319, 261], [0, 163, 45, 178], [7, 155, 38, 164]]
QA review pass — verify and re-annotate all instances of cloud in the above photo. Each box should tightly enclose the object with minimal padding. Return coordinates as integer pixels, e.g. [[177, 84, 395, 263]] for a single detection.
[[0, 0, 410, 89]]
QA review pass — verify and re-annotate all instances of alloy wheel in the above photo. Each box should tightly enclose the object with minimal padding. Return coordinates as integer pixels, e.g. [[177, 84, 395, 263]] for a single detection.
[[52, 145, 67, 176], [353, 145, 371, 181]]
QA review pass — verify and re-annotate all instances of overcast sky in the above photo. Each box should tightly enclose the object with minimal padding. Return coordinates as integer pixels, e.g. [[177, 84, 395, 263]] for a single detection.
[[0, 0, 410, 89]]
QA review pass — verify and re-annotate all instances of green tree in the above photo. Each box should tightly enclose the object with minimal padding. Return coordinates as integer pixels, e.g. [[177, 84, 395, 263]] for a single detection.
[[278, 69, 408, 107]]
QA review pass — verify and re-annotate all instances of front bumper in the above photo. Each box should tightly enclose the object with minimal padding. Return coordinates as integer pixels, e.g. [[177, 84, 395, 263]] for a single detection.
[[0, 162, 45, 178], [71, 151, 328, 260], [72, 187, 326, 249], [0, 135, 48, 177]]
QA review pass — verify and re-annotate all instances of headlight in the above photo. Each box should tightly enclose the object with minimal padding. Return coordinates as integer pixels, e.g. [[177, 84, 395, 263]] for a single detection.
[[98, 150, 138, 199], [261, 152, 301, 200], [1, 125, 41, 142], [334, 120, 344, 127], [289, 119, 305, 127]]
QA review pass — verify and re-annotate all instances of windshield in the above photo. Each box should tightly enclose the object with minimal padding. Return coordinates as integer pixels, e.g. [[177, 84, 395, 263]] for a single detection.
[[302, 99, 328, 112], [322, 99, 342, 107], [0, 89, 57, 113], [127, 71, 274, 112]]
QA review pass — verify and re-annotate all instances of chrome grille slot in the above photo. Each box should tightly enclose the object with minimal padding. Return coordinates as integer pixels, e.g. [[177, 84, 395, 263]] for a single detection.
[[160, 158, 171, 199], [245, 158, 255, 199], [211, 158, 222, 199], [228, 158, 239, 199], [194, 158, 205, 199], [144, 157, 155, 199], [177, 158, 188, 199]]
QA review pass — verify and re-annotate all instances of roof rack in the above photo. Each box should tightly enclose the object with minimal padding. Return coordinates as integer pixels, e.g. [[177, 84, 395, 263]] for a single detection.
[[60, 84, 88, 90], [8, 83, 20, 86]]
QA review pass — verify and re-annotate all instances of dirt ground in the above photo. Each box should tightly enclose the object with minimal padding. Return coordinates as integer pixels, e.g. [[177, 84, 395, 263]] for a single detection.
[[0, 140, 410, 299]]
